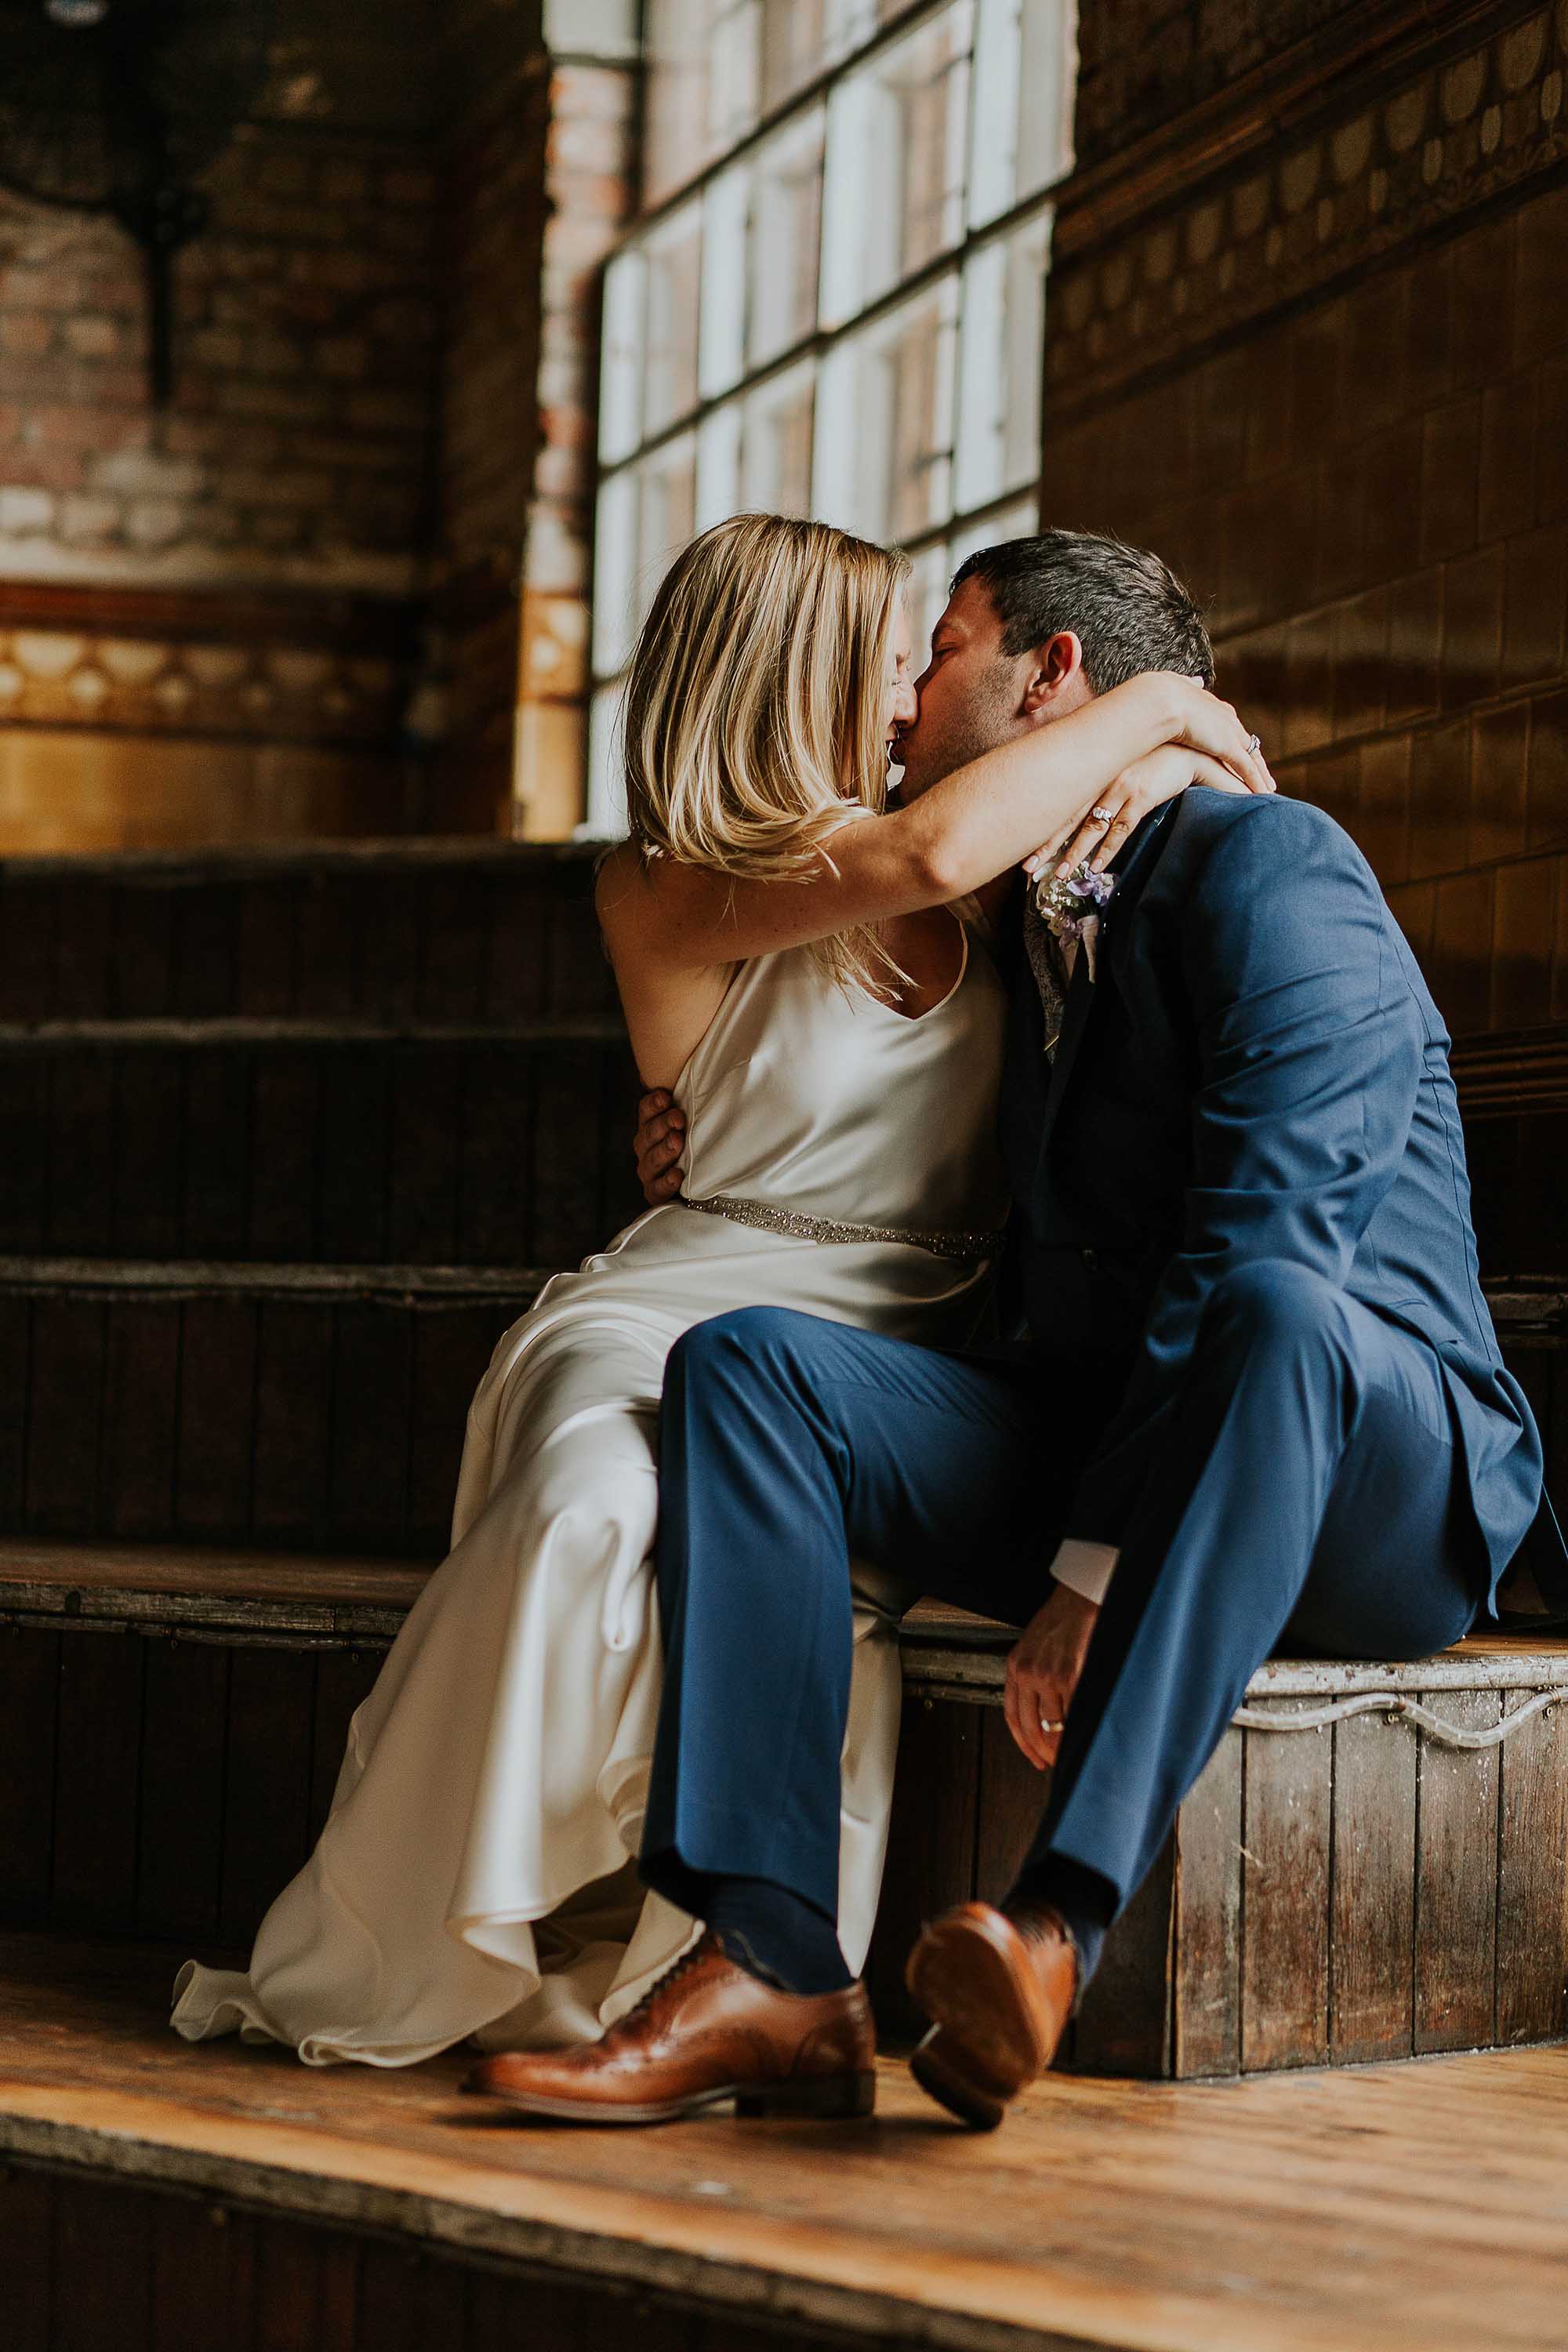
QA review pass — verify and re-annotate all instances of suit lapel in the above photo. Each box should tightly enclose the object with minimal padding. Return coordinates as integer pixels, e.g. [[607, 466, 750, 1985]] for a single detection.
[[1033, 802, 1175, 1162]]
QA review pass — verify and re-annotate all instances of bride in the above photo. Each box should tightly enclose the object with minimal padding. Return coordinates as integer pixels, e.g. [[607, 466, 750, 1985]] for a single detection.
[[172, 512, 1265, 2067]]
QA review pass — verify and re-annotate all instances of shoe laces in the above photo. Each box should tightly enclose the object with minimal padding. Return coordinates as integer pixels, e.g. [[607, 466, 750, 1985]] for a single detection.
[[621, 1931, 713, 2023]]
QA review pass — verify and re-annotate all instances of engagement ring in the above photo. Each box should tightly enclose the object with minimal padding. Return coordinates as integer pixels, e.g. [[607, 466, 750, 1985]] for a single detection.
[[1246, 734, 1261, 754], [1090, 806, 1112, 825]]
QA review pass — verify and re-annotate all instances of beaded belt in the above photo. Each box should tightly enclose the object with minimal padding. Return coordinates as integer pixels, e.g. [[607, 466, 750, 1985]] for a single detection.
[[679, 1190, 1004, 1264]]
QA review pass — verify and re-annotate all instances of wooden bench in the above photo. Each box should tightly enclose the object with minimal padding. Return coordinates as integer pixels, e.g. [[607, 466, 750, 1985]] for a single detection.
[[3, 1538, 1565, 2082]]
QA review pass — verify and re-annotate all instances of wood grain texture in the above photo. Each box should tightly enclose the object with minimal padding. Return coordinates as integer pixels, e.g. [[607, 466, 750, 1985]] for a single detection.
[[864, 1695, 981, 2045], [1240, 1701, 1333, 2071], [13, 1933, 1568, 2352], [1415, 1687, 1503, 2055], [1495, 1693, 1568, 2045], [52, 1627, 143, 1933], [1330, 1709, 1417, 2064], [1071, 1835, 1176, 2078], [219, 1646, 316, 1947], [1173, 1725, 1243, 2078], [0, 1627, 58, 1929], [0, 2158, 53, 2352], [137, 1638, 230, 1943]]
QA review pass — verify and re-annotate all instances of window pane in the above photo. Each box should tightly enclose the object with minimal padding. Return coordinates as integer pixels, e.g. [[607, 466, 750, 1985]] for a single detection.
[[748, 111, 826, 371], [946, 494, 1038, 579], [643, 0, 715, 207], [761, 0, 829, 109], [643, 207, 704, 437], [742, 362, 816, 514], [814, 277, 960, 543], [904, 543, 953, 652], [696, 399, 744, 528], [954, 209, 1051, 514], [637, 434, 699, 637], [586, 679, 629, 837], [699, 166, 750, 400], [707, 0, 763, 152], [970, 0, 1076, 227], [593, 470, 641, 677], [819, 4, 975, 329], [599, 250, 646, 466]]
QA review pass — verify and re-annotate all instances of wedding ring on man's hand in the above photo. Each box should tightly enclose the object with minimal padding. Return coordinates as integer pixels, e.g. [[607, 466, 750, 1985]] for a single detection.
[[1038, 1715, 1063, 1733], [1090, 806, 1112, 825]]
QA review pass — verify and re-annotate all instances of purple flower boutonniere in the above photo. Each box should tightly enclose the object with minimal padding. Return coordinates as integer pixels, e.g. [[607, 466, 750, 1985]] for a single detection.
[[1032, 860, 1118, 982]]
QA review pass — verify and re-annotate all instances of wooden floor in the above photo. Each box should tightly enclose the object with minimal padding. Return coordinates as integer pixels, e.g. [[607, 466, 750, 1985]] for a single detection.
[[2, 1936, 1567, 2351]]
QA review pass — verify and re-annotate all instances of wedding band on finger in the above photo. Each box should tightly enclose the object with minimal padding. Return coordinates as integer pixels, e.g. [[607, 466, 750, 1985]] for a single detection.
[[1038, 1715, 1063, 1733], [1246, 733, 1261, 754], [1090, 805, 1113, 825]]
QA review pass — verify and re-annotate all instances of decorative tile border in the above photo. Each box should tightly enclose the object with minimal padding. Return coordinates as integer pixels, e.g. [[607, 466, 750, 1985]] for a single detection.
[[1046, 2, 1568, 413]]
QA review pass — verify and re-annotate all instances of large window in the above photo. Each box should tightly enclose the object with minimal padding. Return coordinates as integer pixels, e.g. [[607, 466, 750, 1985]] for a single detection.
[[588, 0, 1077, 832]]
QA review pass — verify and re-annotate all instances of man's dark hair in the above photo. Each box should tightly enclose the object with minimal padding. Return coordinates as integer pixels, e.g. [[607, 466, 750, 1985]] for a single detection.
[[952, 528, 1214, 691]]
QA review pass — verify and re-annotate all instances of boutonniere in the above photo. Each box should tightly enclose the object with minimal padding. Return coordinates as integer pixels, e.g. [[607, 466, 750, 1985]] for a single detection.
[[1032, 860, 1118, 982]]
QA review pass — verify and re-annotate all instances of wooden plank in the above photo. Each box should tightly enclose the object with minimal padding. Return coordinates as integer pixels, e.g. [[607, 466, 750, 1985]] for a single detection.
[[419, 870, 488, 1022], [1330, 1709, 1418, 2065], [251, 1299, 336, 1547], [0, 2161, 53, 2352], [328, 1302, 414, 1552], [532, 1046, 601, 1269], [357, 2235, 470, 2352], [0, 877, 59, 1021], [296, 873, 362, 1018], [51, 2173, 155, 2352], [405, 1298, 481, 1553], [175, 880, 241, 1018], [150, 2190, 256, 2352], [1072, 1834, 1176, 2079], [110, 1047, 184, 1259], [310, 1647, 385, 1841], [253, 2213, 335, 2352], [358, 873, 426, 1025], [137, 1637, 230, 1943], [25, 1294, 105, 1537], [111, 884, 178, 1017], [53, 1625, 144, 1933], [0, 1294, 27, 1526], [100, 1300, 180, 1540], [0, 1056, 45, 1255], [1240, 1700, 1332, 2071], [1496, 1691, 1568, 2045], [180, 1047, 253, 1261], [246, 1045, 321, 1262], [385, 1042, 464, 1265], [316, 1044, 390, 1264], [1414, 1686, 1502, 2054], [865, 1693, 981, 2045], [459, 1043, 536, 1265], [482, 873, 550, 1020], [466, 2262, 592, 2352], [0, 1626, 59, 1928], [174, 1297, 258, 1543], [235, 876, 303, 1016], [53, 877, 114, 1018], [220, 1644, 317, 1947], [44, 1047, 116, 1256], [1173, 1725, 1243, 2080], [973, 1705, 1047, 1907]]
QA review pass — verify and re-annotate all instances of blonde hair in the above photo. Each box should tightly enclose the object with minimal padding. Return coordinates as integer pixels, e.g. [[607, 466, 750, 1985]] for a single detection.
[[622, 512, 910, 993]]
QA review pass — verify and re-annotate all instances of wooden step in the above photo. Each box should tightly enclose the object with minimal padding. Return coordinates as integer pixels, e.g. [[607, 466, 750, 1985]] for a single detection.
[[5, 1931, 1568, 2352], [0, 1018, 641, 1268], [3, 1534, 1566, 2086], [0, 840, 614, 1026], [0, 1260, 548, 1558]]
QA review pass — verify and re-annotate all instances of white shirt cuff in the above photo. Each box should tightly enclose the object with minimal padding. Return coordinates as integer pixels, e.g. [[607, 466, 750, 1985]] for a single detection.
[[1050, 1537, 1120, 1607]]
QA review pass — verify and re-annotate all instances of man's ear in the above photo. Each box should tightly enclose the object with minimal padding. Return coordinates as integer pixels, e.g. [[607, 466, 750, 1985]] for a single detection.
[[1020, 631, 1085, 719]]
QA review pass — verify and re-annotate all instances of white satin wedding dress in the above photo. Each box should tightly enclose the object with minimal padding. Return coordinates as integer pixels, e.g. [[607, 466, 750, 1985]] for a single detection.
[[172, 916, 1008, 2067]]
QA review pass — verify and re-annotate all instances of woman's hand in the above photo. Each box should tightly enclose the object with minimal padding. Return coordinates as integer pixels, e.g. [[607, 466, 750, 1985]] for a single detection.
[[1004, 1584, 1101, 1772], [1028, 744, 1265, 881]]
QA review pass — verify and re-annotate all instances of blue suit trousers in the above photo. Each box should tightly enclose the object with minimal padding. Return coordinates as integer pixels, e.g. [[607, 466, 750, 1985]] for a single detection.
[[641, 1264, 1485, 1927]]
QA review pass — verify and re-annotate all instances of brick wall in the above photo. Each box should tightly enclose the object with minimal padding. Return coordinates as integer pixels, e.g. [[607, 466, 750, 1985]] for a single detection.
[[1042, 0, 1568, 1276], [0, 0, 582, 852]]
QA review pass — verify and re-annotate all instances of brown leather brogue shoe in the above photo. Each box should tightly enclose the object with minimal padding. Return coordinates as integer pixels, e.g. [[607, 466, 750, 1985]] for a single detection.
[[904, 1901, 1078, 2130], [462, 1932, 876, 2125]]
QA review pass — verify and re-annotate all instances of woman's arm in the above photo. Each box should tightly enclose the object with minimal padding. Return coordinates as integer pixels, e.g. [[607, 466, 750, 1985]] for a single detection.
[[598, 673, 1270, 976]]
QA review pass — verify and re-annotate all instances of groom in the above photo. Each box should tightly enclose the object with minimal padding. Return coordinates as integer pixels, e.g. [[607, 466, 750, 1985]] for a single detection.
[[470, 530, 1553, 2129]]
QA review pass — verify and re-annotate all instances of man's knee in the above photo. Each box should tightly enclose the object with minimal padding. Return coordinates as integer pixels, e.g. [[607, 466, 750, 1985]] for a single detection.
[[666, 1305, 822, 1402], [1203, 1259, 1344, 1352]]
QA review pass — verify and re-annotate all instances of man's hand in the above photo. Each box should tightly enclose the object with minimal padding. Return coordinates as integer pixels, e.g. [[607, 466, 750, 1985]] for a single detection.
[[1004, 1583, 1101, 1772], [634, 1088, 687, 1204]]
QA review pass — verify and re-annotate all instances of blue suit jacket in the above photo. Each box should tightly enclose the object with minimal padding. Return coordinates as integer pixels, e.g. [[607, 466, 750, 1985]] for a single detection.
[[996, 790, 1549, 1613]]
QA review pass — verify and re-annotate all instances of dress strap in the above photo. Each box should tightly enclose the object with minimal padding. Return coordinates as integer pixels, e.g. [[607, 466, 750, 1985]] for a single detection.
[[679, 1191, 1004, 1263]]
